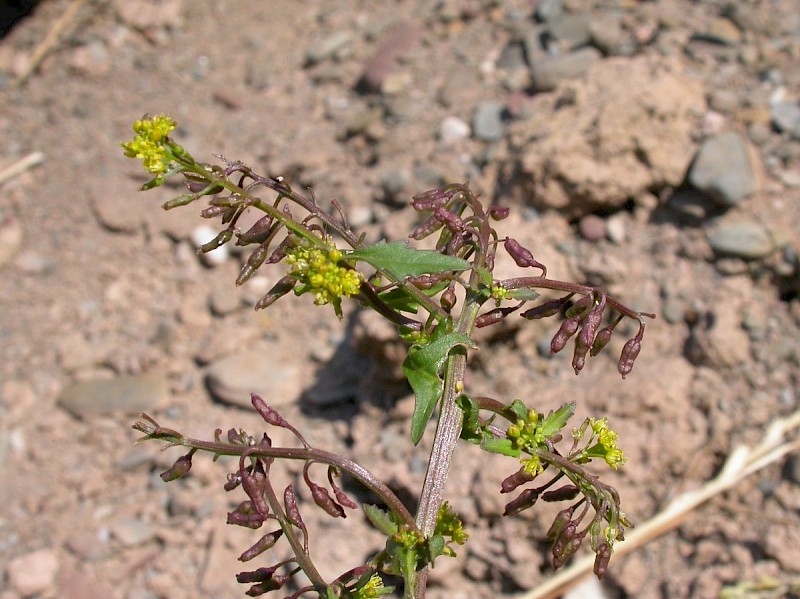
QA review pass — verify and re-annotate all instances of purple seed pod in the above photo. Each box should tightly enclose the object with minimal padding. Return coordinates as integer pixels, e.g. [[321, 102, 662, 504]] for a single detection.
[[328, 470, 358, 509], [489, 205, 510, 221], [476, 308, 506, 328], [308, 481, 346, 518], [237, 245, 269, 286], [500, 468, 535, 493], [434, 207, 464, 232], [407, 273, 439, 289], [160, 453, 193, 482], [209, 196, 235, 208], [236, 564, 281, 584], [241, 466, 270, 517], [410, 213, 444, 240], [244, 575, 290, 596], [590, 325, 614, 357], [541, 485, 580, 502], [284, 484, 305, 530], [618, 331, 643, 378], [551, 522, 578, 560], [503, 488, 540, 516], [251, 393, 291, 429], [593, 543, 612, 579], [200, 205, 231, 219], [255, 276, 296, 310], [446, 230, 466, 256], [440, 284, 457, 312], [238, 530, 284, 562], [576, 294, 606, 351], [564, 296, 592, 319], [521, 296, 571, 320], [226, 510, 266, 529], [504, 238, 547, 276], [550, 315, 581, 354], [224, 472, 242, 492], [411, 188, 451, 211], [553, 530, 586, 569], [237, 215, 274, 245], [546, 507, 576, 541]]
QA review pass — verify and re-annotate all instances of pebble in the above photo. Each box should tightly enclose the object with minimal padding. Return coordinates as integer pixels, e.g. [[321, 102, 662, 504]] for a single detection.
[[13, 250, 55, 274], [57, 374, 170, 417], [6, 548, 60, 597], [771, 101, 800, 137], [205, 349, 302, 408], [190, 224, 230, 266], [304, 31, 353, 66], [606, 213, 627, 244], [69, 40, 110, 77], [439, 115, 471, 144], [529, 47, 601, 92], [110, 517, 157, 546], [472, 102, 505, 141], [359, 22, 421, 93], [534, 0, 564, 23], [707, 221, 775, 260], [59, 571, 116, 599], [688, 131, 758, 207], [547, 13, 592, 51], [578, 214, 606, 241]]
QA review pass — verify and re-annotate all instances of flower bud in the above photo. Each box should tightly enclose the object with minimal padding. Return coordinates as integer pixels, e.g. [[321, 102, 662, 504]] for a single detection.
[[160, 453, 193, 482], [550, 315, 580, 354]]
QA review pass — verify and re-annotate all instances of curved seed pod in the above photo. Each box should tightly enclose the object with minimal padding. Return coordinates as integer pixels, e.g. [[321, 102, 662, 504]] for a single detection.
[[198, 229, 233, 254], [160, 453, 192, 482], [236, 564, 281, 583], [446, 231, 466, 256], [521, 296, 572, 320], [551, 522, 578, 559], [200, 205, 232, 219], [251, 393, 291, 429], [237, 214, 274, 245], [284, 484, 304, 530], [501, 468, 535, 493], [224, 472, 242, 492], [237, 245, 269, 286], [476, 308, 506, 328], [328, 468, 358, 509], [504, 238, 547, 276], [411, 188, 451, 211], [564, 296, 592, 319], [550, 315, 581, 354], [265, 237, 293, 265], [553, 530, 586, 569], [255, 276, 296, 310], [618, 332, 643, 378], [407, 273, 440, 289], [241, 466, 270, 517], [226, 511, 266, 529], [243, 574, 290, 596], [440, 284, 457, 312], [546, 506, 575, 541], [410, 213, 444, 240], [593, 543, 612, 578], [434, 207, 464, 232], [541, 484, 580, 502], [590, 325, 614, 357], [503, 488, 540, 516], [308, 480, 346, 518]]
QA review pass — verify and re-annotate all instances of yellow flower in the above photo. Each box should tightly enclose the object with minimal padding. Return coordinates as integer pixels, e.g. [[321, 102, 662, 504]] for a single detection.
[[284, 241, 362, 316], [121, 114, 177, 175]]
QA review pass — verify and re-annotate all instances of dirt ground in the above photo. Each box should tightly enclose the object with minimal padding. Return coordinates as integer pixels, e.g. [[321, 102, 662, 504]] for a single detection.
[[1, 1, 799, 598]]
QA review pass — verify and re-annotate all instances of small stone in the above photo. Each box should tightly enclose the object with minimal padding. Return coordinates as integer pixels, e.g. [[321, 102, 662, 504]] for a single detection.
[[6, 548, 59, 597], [304, 31, 353, 66], [590, 15, 635, 57], [57, 374, 170, 417], [472, 102, 505, 142], [70, 40, 110, 77], [534, 0, 564, 23], [578, 214, 606, 241], [191, 225, 230, 266], [65, 532, 112, 561], [697, 17, 742, 45], [605, 213, 626, 244], [92, 190, 142, 233], [110, 517, 157, 546], [688, 131, 758, 207], [439, 115, 470, 144], [380, 71, 412, 95], [708, 89, 739, 114], [60, 571, 116, 599], [707, 221, 775, 260], [205, 349, 302, 408], [13, 251, 55, 274], [547, 13, 592, 51], [360, 23, 421, 92], [771, 102, 800, 137], [747, 121, 772, 146], [530, 47, 601, 92]]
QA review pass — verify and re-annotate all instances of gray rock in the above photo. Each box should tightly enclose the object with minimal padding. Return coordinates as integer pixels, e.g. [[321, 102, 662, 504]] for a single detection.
[[304, 31, 353, 66], [534, 0, 564, 23], [590, 15, 636, 57], [110, 517, 157, 546], [707, 221, 775, 260], [547, 13, 592, 51], [530, 47, 601, 92], [472, 102, 505, 141], [58, 374, 170, 417], [771, 101, 800, 137], [205, 349, 302, 408], [688, 132, 757, 207]]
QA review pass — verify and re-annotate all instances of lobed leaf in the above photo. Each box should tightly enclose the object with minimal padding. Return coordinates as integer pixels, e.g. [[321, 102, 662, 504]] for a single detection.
[[348, 242, 470, 280]]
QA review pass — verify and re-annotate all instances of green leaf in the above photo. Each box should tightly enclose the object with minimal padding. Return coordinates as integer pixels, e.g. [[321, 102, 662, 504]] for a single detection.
[[481, 434, 520, 457], [456, 395, 481, 443], [427, 535, 446, 561], [540, 401, 576, 438], [505, 288, 541, 302], [404, 333, 477, 445], [506, 399, 529, 422], [348, 242, 470, 280], [474, 266, 494, 287], [377, 280, 450, 314], [363, 504, 399, 536]]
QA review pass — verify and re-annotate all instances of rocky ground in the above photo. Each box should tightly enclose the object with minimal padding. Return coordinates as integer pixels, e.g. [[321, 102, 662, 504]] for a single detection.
[[1, 0, 800, 598]]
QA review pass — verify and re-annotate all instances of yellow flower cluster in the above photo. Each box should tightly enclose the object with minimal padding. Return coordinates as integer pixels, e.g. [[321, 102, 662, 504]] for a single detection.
[[353, 574, 389, 599], [589, 417, 627, 469], [284, 244, 362, 307], [507, 409, 546, 476], [121, 114, 177, 174]]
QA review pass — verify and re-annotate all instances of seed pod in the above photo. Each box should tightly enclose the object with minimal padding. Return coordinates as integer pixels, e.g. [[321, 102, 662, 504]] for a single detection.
[[411, 188, 451, 211], [224, 472, 242, 492], [255, 276, 296, 310], [236, 564, 281, 583], [329, 469, 358, 509], [489, 206, 510, 221], [241, 466, 270, 517], [226, 511, 266, 529], [590, 325, 614, 357], [411, 213, 444, 240], [243, 575, 290, 596], [521, 296, 571, 320], [308, 481, 346, 518], [284, 484, 304, 530], [541, 484, 580, 502], [407, 273, 439, 289], [160, 453, 193, 482], [593, 543, 612, 579], [546, 507, 575, 541], [251, 393, 291, 428], [618, 332, 643, 378], [503, 488, 540, 516], [440, 284, 457, 312], [434, 207, 464, 232], [553, 530, 586, 569], [446, 231, 466, 256], [564, 296, 592, 319], [200, 205, 231, 219], [551, 522, 578, 559], [504, 238, 547, 276], [237, 215, 274, 245], [236, 245, 269, 286], [500, 468, 535, 493], [576, 294, 606, 351], [550, 315, 581, 354], [476, 308, 505, 328], [198, 229, 233, 254]]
